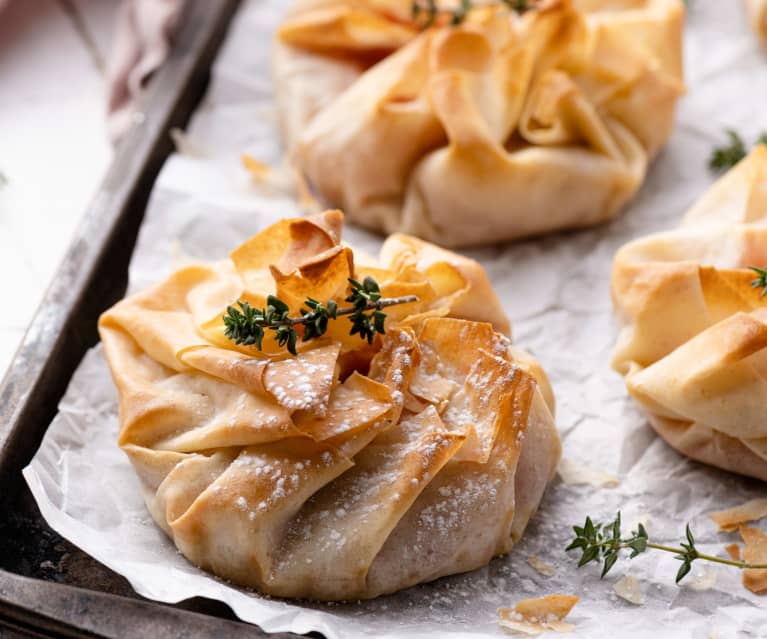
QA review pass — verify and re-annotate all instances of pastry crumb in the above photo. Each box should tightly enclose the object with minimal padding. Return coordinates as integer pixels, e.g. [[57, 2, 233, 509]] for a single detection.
[[613, 575, 644, 605], [241, 153, 271, 180], [499, 594, 579, 635], [710, 498, 767, 531], [739, 525, 767, 594], [557, 457, 620, 488], [686, 566, 718, 591], [527, 555, 556, 577]]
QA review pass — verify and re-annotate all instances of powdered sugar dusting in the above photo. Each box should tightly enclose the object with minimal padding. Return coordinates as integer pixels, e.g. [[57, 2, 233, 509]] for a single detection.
[[263, 344, 339, 414]]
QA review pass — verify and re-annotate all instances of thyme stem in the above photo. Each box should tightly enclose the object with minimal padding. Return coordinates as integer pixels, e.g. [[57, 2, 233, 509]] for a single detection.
[[567, 512, 767, 584], [223, 277, 419, 354], [411, 0, 531, 28], [586, 539, 767, 571], [262, 296, 419, 328]]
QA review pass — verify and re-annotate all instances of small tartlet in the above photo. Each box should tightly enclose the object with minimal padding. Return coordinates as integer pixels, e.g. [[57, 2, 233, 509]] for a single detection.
[[99, 210, 561, 600], [274, 0, 684, 247], [612, 147, 767, 481]]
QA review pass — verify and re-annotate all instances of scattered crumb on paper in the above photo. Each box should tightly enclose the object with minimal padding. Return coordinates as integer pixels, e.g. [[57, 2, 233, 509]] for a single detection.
[[726, 543, 741, 561], [557, 457, 620, 488], [499, 594, 579, 635], [241, 153, 271, 180], [613, 575, 644, 605], [686, 567, 718, 591], [739, 525, 767, 594], [710, 498, 767, 531], [527, 556, 556, 577], [241, 154, 296, 195]]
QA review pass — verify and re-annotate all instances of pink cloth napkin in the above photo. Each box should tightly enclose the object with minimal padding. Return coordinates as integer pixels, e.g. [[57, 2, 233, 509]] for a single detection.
[[106, 0, 184, 142], [0, 0, 182, 141]]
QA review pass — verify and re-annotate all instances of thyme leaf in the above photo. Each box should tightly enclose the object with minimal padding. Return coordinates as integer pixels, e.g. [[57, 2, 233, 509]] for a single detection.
[[567, 512, 767, 584], [223, 277, 418, 355], [412, 0, 531, 29], [709, 129, 767, 173], [749, 266, 767, 298]]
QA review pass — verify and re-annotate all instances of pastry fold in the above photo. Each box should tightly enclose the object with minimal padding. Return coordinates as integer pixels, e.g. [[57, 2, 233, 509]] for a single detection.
[[612, 146, 767, 481], [274, 0, 684, 247], [100, 210, 561, 600], [746, 0, 767, 44]]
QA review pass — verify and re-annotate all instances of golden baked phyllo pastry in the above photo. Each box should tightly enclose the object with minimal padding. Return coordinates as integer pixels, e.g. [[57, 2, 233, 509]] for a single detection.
[[746, 0, 767, 44], [99, 210, 561, 600], [612, 146, 767, 482], [274, 0, 684, 248]]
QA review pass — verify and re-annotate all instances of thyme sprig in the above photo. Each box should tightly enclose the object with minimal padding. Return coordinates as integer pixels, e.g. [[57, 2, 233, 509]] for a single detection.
[[750, 266, 767, 297], [223, 277, 418, 355], [567, 512, 767, 584], [411, 0, 530, 28], [709, 129, 767, 173]]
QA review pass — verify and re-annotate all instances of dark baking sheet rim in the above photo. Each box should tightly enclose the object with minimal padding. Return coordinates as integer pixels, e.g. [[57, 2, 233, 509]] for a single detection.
[[0, 1, 300, 636]]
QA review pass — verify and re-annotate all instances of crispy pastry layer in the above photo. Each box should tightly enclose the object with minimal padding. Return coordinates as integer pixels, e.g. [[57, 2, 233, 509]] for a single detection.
[[612, 146, 767, 481]]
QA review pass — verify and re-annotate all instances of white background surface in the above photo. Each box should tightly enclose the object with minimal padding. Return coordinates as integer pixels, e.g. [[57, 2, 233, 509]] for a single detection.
[[22, 1, 767, 638], [0, 0, 116, 377]]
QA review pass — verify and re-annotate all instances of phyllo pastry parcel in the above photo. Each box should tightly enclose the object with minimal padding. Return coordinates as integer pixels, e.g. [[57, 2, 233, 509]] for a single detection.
[[274, 0, 684, 247], [612, 146, 767, 482], [99, 210, 561, 600]]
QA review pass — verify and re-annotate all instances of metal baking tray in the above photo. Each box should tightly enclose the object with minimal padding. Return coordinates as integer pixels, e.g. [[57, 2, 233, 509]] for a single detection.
[[0, 2, 300, 636]]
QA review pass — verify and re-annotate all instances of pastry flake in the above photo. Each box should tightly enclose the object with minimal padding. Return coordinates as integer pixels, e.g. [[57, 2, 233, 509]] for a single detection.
[[99, 210, 561, 600], [557, 457, 620, 488], [499, 594, 579, 635], [613, 575, 644, 605], [611, 146, 767, 481], [527, 555, 556, 577], [739, 525, 767, 594], [274, 0, 684, 247], [710, 498, 767, 532]]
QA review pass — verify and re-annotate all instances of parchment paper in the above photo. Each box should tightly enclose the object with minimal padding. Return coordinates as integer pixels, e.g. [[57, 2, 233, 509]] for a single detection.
[[23, 1, 767, 637]]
